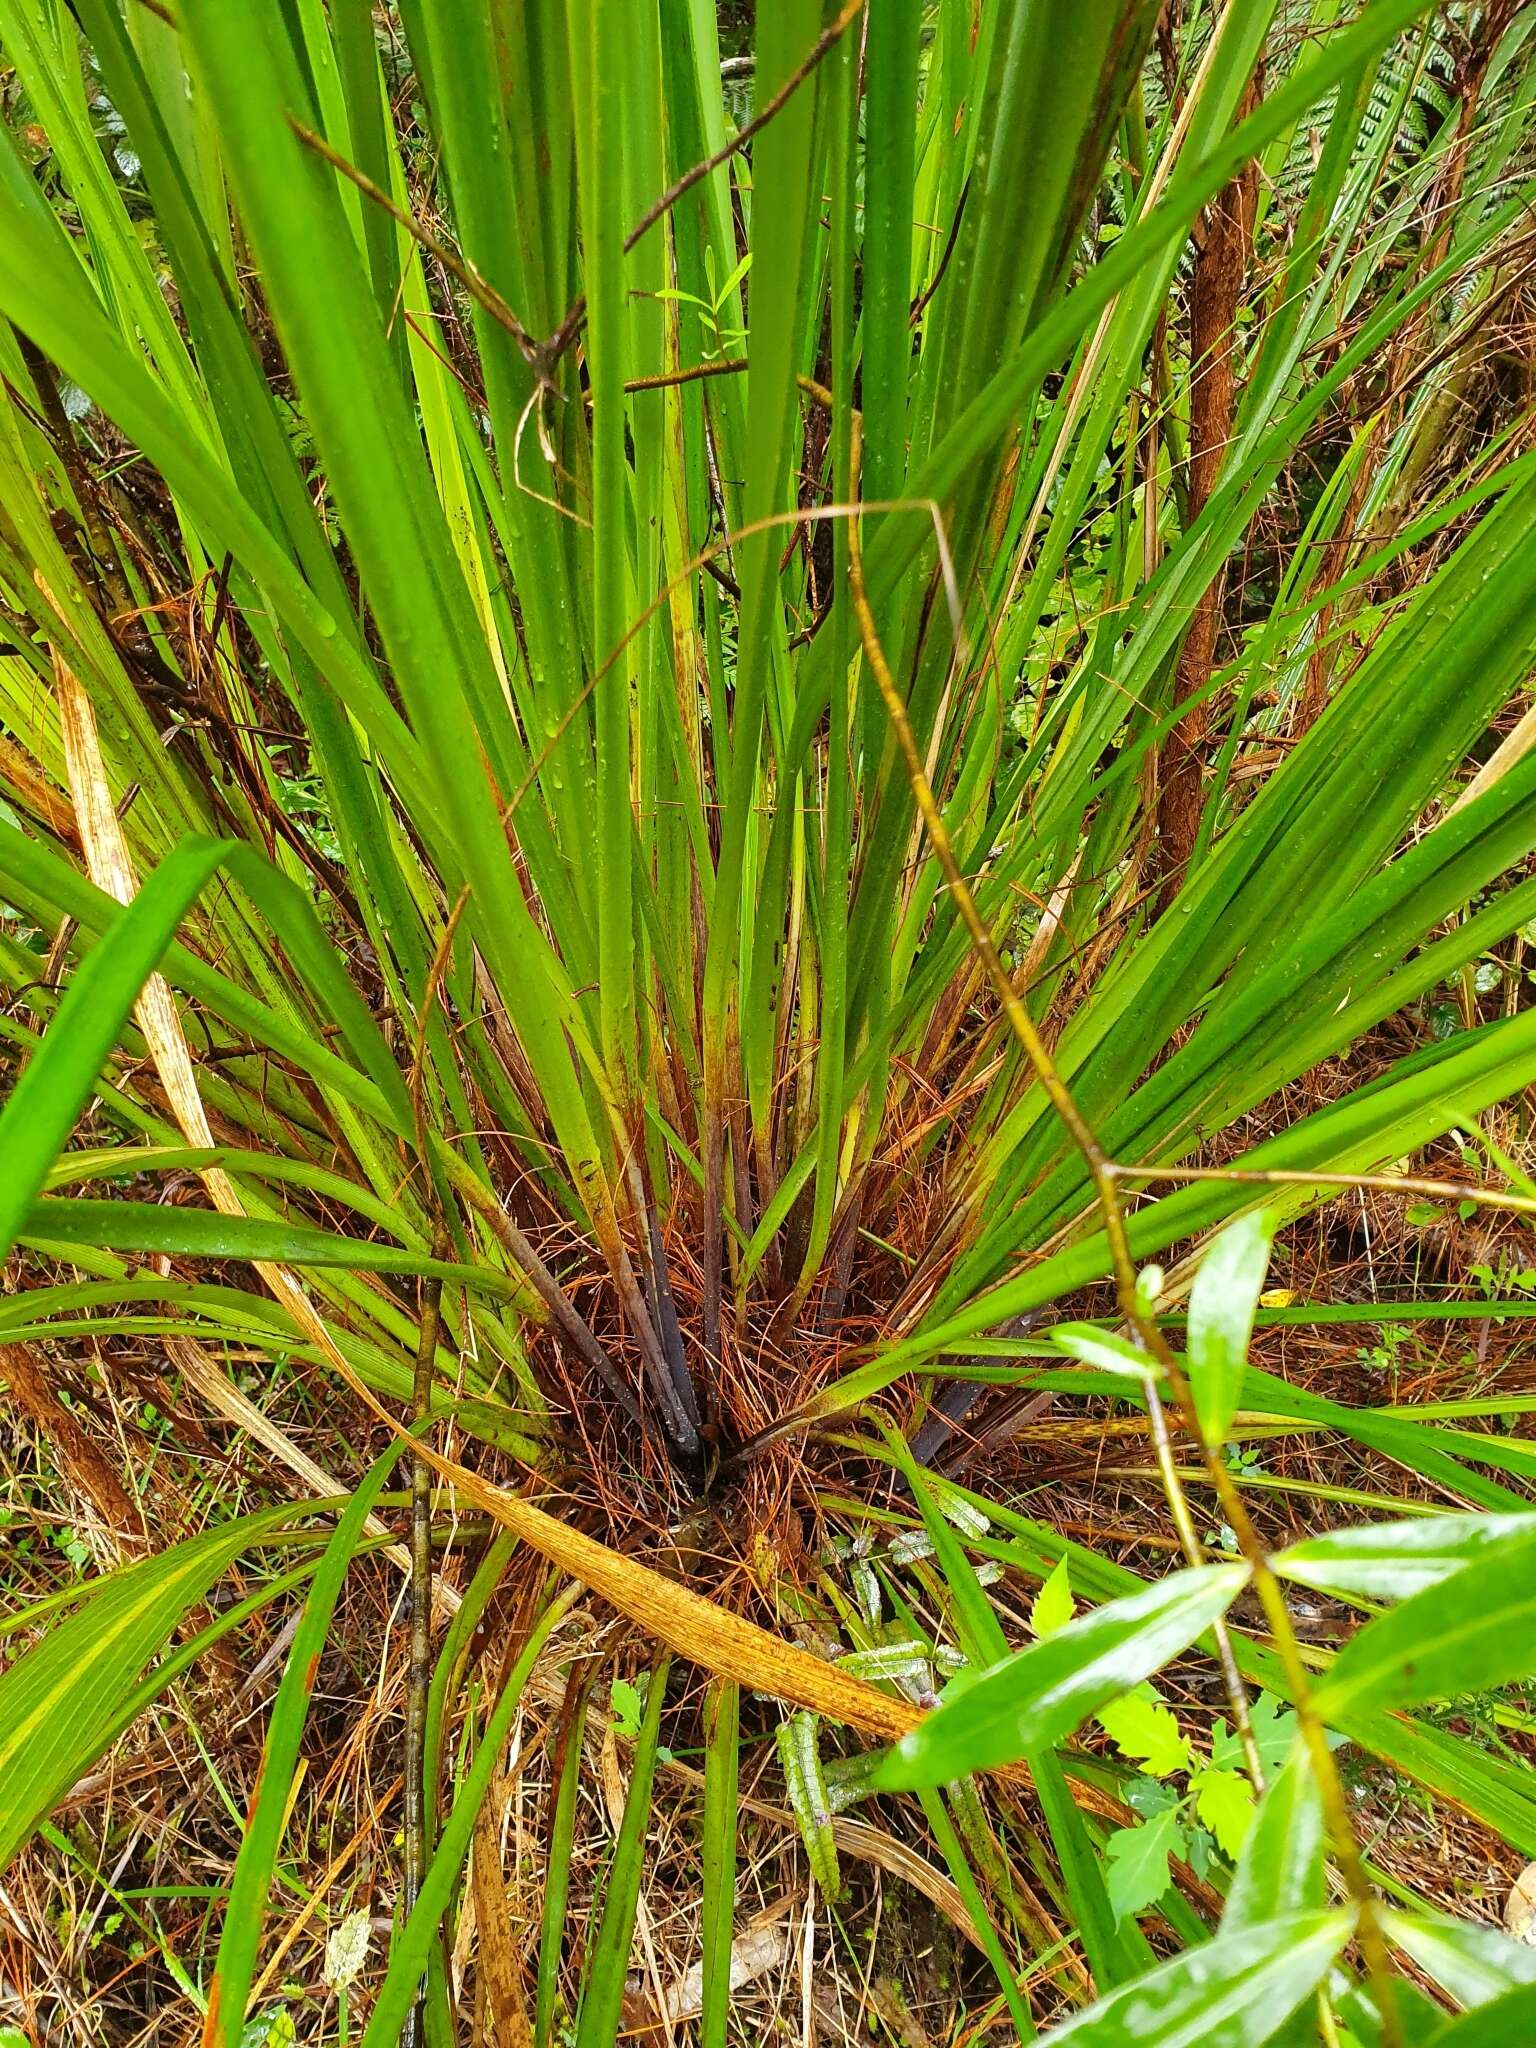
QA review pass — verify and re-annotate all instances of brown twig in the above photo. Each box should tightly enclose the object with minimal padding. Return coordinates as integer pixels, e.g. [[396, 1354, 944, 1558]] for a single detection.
[[842, 430, 1262, 1791], [1105, 1159, 1536, 1220], [844, 425, 1404, 2044], [1155, 79, 1259, 903], [286, 119, 552, 384]]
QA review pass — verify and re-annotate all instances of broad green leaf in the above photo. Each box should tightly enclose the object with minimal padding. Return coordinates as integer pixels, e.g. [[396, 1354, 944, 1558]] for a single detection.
[[1186, 1211, 1275, 1447], [1050, 1323, 1164, 1382], [1105, 1808, 1185, 1924], [1382, 1909, 1536, 2008], [1223, 1753, 1325, 1935], [872, 1564, 1248, 1789], [1316, 1537, 1536, 1716], [1426, 1985, 1536, 2046], [1275, 1513, 1536, 1600], [1042, 1910, 1352, 2046]]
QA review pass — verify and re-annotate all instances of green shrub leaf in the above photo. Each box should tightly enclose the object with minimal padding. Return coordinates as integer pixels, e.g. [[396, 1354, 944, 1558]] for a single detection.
[[0, 1503, 296, 1874], [1316, 1537, 1536, 1716], [872, 1564, 1248, 1789], [1187, 1211, 1275, 1448], [1105, 1808, 1186, 1924], [1275, 1513, 1536, 1600], [1043, 1910, 1352, 2044]]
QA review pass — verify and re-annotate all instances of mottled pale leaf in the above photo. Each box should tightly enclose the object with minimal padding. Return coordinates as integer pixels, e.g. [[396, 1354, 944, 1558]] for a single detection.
[[323, 1909, 371, 1992]]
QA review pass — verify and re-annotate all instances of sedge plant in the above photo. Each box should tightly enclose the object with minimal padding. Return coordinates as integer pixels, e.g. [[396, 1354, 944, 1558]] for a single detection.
[[4, 0, 1536, 2040]]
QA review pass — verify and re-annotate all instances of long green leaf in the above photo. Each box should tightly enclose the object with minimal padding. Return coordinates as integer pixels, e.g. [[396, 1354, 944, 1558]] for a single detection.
[[0, 838, 229, 1262], [873, 1564, 1249, 1789], [359, 1585, 578, 2047], [0, 1501, 299, 1872], [576, 1657, 671, 2048], [1316, 1538, 1536, 1716], [1042, 1910, 1352, 2048], [210, 1443, 406, 2045], [18, 1198, 515, 1292]]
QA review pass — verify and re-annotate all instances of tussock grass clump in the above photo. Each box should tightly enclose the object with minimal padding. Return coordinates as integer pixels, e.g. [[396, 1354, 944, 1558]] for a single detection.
[[3, 1, 1536, 2042]]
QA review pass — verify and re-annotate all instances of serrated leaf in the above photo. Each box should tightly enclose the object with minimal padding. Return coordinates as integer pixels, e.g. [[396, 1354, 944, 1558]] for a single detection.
[[609, 1676, 644, 1738], [1046, 1911, 1352, 2043], [1125, 1776, 1182, 1820], [1187, 1210, 1275, 1447], [1105, 1807, 1186, 1922], [1190, 1768, 1255, 1860], [1097, 1688, 1191, 1778], [1211, 1692, 1298, 1780], [873, 1563, 1248, 1789], [239, 2013, 295, 2048], [1031, 1557, 1075, 1639]]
